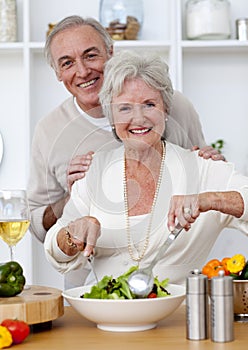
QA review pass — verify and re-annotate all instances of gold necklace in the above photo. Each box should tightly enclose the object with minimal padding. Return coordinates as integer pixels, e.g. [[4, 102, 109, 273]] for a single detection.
[[123, 141, 166, 262]]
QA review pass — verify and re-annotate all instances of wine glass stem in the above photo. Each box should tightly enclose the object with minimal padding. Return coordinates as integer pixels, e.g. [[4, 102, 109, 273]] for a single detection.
[[9, 245, 14, 261]]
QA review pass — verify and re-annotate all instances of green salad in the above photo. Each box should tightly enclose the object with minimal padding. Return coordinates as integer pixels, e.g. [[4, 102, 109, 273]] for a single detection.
[[80, 266, 170, 300]]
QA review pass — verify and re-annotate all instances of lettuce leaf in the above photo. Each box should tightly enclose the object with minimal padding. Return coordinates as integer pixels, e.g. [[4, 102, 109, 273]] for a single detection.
[[81, 266, 170, 300]]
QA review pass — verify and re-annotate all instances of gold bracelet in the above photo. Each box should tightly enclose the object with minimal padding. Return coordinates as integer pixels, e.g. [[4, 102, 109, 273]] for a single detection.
[[65, 228, 77, 248]]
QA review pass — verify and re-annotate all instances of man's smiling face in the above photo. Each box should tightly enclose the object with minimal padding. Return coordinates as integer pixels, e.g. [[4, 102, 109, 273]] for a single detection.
[[51, 25, 111, 113]]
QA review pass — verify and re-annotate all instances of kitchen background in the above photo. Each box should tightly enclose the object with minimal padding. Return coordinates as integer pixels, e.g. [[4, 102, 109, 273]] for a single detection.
[[0, 0, 248, 289]]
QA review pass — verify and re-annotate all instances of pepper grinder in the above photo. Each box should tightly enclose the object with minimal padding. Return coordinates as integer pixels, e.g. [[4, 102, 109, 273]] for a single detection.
[[210, 270, 234, 342], [186, 269, 208, 340]]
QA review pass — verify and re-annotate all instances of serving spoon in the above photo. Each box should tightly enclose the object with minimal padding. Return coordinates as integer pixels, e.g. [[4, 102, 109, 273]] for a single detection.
[[87, 254, 99, 283], [127, 223, 184, 298]]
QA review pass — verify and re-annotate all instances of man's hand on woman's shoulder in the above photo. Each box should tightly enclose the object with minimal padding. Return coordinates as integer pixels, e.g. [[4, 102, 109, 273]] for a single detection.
[[192, 145, 226, 161]]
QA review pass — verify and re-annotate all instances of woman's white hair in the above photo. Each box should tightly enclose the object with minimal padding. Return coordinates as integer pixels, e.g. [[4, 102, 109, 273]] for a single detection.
[[99, 50, 174, 124]]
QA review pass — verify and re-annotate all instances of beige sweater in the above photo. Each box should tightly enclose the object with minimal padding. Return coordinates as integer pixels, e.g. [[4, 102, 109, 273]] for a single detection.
[[27, 91, 206, 243]]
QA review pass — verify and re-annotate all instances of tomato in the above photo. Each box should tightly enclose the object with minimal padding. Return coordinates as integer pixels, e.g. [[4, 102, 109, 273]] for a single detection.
[[147, 292, 157, 298], [1, 319, 30, 344]]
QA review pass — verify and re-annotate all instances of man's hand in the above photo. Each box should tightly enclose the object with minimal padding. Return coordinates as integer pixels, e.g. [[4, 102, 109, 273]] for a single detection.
[[192, 145, 225, 161], [67, 151, 94, 191]]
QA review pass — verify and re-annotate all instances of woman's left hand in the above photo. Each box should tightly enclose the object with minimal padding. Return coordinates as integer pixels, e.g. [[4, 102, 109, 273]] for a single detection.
[[167, 194, 208, 231]]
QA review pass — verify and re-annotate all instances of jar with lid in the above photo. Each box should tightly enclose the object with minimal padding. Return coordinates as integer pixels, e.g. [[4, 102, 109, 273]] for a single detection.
[[0, 0, 17, 42], [186, 0, 231, 40], [99, 0, 143, 40], [236, 18, 248, 41]]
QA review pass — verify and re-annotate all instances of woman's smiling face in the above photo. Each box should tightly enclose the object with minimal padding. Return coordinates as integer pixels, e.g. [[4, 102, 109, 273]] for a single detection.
[[112, 78, 166, 149]]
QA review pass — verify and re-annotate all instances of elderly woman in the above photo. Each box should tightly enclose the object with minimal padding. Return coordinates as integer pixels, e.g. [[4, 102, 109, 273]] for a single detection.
[[44, 51, 248, 287]]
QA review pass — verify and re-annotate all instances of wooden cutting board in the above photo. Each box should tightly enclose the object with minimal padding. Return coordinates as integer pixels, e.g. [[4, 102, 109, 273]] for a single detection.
[[0, 285, 64, 325]]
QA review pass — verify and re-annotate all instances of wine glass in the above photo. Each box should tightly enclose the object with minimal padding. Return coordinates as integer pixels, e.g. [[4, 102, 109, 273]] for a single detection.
[[0, 189, 30, 261]]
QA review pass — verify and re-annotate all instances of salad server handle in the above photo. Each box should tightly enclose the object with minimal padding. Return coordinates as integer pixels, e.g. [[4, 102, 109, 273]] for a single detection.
[[147, 223, 183, 272]]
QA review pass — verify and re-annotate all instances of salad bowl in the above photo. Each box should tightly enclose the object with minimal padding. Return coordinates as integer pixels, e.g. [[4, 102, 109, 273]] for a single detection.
[[62, 284, 185, 332]]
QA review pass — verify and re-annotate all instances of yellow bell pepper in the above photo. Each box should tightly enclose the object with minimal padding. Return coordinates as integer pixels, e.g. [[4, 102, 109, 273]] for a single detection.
[[0, 325, 13, 349], [226, 254, 246, 274]]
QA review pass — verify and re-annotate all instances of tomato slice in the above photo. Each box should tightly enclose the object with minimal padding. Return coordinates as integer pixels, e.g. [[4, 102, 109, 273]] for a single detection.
[[147, 292, 157, 298]]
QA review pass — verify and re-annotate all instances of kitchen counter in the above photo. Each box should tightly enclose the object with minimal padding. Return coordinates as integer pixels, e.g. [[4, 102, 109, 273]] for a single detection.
[[16, 306, 248, 350]]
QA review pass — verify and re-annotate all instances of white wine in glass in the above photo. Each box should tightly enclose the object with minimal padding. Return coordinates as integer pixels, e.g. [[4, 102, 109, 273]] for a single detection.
[[0, 190, 30, 261]]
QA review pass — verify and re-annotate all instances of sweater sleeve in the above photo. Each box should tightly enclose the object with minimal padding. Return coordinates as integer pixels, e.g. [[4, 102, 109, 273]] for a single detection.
[[166, 90, 207, 149], [27, 123, 48, 242], [44, 176, 91, 272], [27, 120, 67, 243], [197, 153, 248, 227]]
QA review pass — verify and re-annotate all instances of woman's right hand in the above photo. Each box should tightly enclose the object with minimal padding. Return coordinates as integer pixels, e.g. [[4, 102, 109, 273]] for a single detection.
[[57, 216, 101, 257], [67, 151, 94, 192], [167, 194, 203, 232]]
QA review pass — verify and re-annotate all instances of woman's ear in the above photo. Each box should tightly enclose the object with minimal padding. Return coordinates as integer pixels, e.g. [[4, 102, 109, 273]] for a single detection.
[[165, 111, 169, 122], [111, 125, 121, 142]]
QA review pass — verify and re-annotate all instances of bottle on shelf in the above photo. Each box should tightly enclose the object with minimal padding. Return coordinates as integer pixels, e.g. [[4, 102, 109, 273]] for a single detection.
[[185, 0, 231, 40], [236, 18, 248, 41], [99, 0, 143, 40], [0, 0, 17, 42]]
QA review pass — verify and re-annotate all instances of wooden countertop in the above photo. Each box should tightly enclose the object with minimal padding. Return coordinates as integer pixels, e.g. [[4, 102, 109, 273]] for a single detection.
[[14, 305, 248, 350]]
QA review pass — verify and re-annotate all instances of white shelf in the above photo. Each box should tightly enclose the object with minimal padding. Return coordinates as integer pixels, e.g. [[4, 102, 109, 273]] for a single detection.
[[114, 40, 172, 49], [8, 39, 248, 52], [181, 39, 248, 52], [27, 40, 172, 52], [0, 42, 24, 51]]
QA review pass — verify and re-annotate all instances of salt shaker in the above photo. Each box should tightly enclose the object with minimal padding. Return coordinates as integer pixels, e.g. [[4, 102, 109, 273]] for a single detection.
[[210, 271, 234, 342], [186, 269, 208, 340]]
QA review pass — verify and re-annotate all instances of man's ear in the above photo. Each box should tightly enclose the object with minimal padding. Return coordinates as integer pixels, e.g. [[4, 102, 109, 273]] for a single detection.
[[55, 70, 62, 81]]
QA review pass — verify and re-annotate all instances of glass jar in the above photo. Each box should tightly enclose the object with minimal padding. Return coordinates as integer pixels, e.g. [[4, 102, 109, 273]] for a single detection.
[[236, 18, 248, 41], [186, 0, 231, 40], [99, 0, 143, 40], [0, 0, 17, 42]]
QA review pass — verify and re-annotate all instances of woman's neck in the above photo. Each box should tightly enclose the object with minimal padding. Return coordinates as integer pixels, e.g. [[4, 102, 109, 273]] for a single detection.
[[124, 141, 164, 173], [124, 140, 165, 216]]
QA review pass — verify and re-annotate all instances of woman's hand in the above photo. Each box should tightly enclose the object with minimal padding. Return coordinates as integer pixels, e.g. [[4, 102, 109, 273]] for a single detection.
[[167, 191, 244, 232], [67, 151, 94, 192], [167, 193, 212, 231], [57, 216, 101, 257]]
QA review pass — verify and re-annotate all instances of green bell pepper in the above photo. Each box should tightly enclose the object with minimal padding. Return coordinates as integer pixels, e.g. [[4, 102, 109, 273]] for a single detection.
[[0, 261, 26, 297]]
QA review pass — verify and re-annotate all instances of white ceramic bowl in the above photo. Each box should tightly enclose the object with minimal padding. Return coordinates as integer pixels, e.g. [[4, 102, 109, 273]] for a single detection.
[[62, 284, 186, 332]]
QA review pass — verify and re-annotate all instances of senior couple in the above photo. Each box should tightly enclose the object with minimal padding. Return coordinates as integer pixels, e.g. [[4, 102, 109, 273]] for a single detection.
[[26, 15, 248, 288], [42, 20, 248, 287]]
